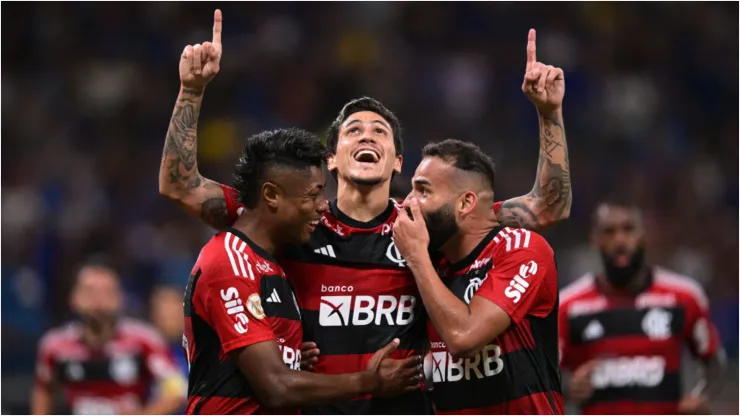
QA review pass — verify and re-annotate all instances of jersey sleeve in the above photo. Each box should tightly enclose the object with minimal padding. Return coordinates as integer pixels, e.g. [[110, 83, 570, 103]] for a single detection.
[[493, 201, 503, 214], [35, 332, 56, 389], [194, 260, 276, 354], [474, 230, 557, 325], [220, 184, 244, 227], [681, 283, 721, 361]]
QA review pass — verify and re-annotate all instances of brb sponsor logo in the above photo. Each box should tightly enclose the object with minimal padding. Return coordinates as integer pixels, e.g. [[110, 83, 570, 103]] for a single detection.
[[430, 345, 504, 383], [220, 287, 249, 334], [504, 260, 538, 304], [279, 344, 302, 370], [591, 356, 666, 389], [319, 285, 415, 326]]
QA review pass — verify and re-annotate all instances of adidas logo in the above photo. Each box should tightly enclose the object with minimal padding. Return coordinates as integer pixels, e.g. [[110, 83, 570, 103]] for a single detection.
[[314, 245, 336, 258], [583, 319, 604, 341], [266, 289, 281, 303]]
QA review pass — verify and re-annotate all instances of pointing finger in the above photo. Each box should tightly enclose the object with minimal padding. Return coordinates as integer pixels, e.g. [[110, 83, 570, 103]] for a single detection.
[[212, 9, 223, 46], [526, 28, 536, 72]]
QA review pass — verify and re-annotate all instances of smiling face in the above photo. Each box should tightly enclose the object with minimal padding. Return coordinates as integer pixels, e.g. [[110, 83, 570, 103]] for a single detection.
[[328, 111, 402, 187], [270, 166, 328, 243]]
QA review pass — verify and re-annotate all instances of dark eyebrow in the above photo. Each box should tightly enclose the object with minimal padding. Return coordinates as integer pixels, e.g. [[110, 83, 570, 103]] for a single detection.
[[344, 119, 391, 131], [413, 178, 432, 187]]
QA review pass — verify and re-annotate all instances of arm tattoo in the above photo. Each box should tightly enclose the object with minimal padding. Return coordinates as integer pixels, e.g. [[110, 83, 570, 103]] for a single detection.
[[200, 181, 231, 230], [498, 200, 540, 229], [497, 110, 571, 230], [201, 196, 230, 229], [162, 88, 204, 190], [534, 112, 572, 220]]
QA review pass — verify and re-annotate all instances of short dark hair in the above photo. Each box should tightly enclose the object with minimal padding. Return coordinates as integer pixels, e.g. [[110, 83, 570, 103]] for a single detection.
[[233, 128, 329, 209], [326, 97, 403, 156], [422, 139, 496, 191]]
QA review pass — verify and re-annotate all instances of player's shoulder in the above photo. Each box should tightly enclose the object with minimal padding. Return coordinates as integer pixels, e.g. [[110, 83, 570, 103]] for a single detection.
[[651, 266, 709, 309], [491, 227, 553, 257], [39, 322, 83, 351], [198, 230, 278, 280], [559, 273, 599, 307], [118, 318, 167, 347]]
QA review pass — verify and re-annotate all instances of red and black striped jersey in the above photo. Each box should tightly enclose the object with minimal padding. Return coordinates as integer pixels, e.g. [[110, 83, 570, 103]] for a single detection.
[[559, 267, 721, 415], [35, 319, 183, 414], [183, 228, 303, 415], [428, 227, 564, 415], [223, 186, 506, 413]]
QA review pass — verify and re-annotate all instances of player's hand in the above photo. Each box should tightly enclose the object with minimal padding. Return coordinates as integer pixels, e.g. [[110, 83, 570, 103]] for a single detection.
[[569, 360, 597, 402], [180, 9, 223, 90], [678, 395, 710, 414], [392, 197, 430, 266], [522, 29, 565, 114], [365, 338, 423, 397], [300, 341, 320, 371]]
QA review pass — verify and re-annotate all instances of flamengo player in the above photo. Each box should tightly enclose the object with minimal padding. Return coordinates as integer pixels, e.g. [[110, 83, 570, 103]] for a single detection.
[[181, 127, 421, 414], [392, 32, 568, 414], [393, 141, 563, 414], [159, 11, 571, 414], [32, 260, 186, 415], [559, 198, 726, 414]]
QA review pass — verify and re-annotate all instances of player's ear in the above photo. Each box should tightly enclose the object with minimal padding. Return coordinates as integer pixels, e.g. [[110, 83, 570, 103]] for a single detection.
[[458, 191, 477, 215], [327, 154, 337, 173], [262, 182, 281, 209], [393, 155, 403, 175]]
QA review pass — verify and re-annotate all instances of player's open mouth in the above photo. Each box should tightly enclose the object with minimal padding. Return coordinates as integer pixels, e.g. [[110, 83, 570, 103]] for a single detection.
[[352, 147, 380, 163]]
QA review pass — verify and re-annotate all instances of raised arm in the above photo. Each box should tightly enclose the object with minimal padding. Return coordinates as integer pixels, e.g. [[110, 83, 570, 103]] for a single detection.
[[159, 10, 233, 230], [497, 29, 571, 231]]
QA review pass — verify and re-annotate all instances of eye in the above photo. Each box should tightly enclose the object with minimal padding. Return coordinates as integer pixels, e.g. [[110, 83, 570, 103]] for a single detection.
[[348, 127, 360, 135], [375, 128, 386, 135], [421, 188, 430, 197]]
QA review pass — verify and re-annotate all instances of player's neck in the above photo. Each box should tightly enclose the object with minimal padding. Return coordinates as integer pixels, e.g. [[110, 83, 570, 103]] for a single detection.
[[232, 213, 280, 256], [335, 178, 391, 222], [82, 321, 116, 348], [441, 227, 495, 265]]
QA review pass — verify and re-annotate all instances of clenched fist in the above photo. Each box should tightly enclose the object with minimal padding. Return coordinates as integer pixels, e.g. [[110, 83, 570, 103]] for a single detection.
[[180, 9, 223, 90], [522, 29, 565, 114]]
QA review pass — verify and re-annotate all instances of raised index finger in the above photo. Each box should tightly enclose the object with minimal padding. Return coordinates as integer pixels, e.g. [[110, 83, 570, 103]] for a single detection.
[[212, 9, 223, 46], [526, 28, 536, 72]]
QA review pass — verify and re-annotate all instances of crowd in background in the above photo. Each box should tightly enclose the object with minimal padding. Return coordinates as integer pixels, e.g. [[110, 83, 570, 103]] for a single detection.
[[2, 2, 737, 413]]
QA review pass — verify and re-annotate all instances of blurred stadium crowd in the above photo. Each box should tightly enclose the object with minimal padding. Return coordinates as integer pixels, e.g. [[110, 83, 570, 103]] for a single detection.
[[2, 2, 737, 413]]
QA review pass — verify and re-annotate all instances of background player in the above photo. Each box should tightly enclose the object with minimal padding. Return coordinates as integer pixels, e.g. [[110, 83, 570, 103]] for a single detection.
[[159, 10, 571, 414], [391, 32, 565, 413], [559, 198, 727, 414], [183, 128, 421, 414], [32, 259, 186, 415]]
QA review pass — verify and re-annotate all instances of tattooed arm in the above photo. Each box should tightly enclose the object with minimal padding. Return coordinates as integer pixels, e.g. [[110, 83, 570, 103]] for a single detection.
[[159, 87, 231, 230], [496, 108, 571, 231], [159, 12, 233, 230], [497, 30, 571, 231]]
